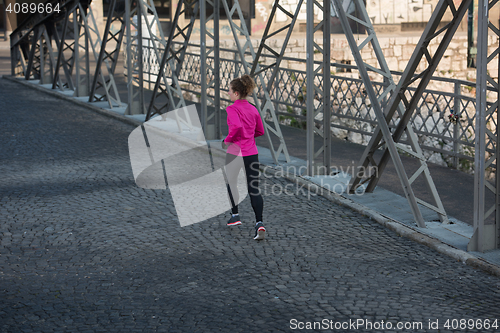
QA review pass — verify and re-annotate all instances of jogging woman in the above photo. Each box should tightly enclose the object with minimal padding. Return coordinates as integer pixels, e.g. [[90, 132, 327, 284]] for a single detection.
[[223, 75, 266, 240]]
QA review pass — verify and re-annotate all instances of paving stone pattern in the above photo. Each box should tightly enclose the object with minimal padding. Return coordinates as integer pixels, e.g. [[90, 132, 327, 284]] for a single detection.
[[1, 78, 500, 333]]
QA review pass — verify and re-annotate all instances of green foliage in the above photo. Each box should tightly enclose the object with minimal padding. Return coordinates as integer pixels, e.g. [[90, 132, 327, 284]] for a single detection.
[[280, 107, 306, 130], [459, 146, 474, 172], [290, 118, 307, 130]]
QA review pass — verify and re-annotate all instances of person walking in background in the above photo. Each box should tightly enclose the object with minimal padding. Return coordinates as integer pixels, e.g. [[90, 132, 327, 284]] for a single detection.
[[222, 74, 266, 240]]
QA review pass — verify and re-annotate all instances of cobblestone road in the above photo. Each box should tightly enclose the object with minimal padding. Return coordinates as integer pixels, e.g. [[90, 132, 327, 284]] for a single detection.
[[1, 78, 500, 332]]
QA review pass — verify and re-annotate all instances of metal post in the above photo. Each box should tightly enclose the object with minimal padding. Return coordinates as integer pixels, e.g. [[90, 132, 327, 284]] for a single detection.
[[472, 0, 488, 252], [137, 5, 144, 114], [26, 28, 37, 80], [81, 2, 121, 108], [41, 28, 60, 87], [10, 32, 19, 76], [200, 0, 208, 134], [468, 0, 500, 252], [74, 5, 91, 97], [52, 9, 76, 91], [306, 0, 314, 176], [453, 81, 461, 169], [200, 0, 221, 140], [125, 0, 145, 115], [323, 0, 331, 173], [497, 49, 500, 249], [88, 0, 124, 108], [39, 31, 45, 84], [467, 1, 475, 68], [144, 0, 198, 122]]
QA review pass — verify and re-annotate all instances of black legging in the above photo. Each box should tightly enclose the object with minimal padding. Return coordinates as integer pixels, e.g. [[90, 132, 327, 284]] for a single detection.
[[225, 153, 264, 222]]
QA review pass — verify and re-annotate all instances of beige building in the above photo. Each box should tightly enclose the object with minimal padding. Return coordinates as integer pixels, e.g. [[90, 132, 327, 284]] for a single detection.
[[168, 0, 473, 38]]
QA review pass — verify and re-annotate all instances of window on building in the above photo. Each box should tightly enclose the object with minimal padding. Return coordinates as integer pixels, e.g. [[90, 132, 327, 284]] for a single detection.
[[185, 0, 254, 20]]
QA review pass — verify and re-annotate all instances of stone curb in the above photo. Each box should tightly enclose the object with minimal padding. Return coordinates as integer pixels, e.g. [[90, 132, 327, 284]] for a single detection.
[[5, 75, 500, 278]]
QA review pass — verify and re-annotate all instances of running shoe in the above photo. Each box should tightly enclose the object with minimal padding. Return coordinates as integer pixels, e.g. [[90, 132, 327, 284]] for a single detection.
[[254, 222, 266, 240], [227, 215, 241, 226]]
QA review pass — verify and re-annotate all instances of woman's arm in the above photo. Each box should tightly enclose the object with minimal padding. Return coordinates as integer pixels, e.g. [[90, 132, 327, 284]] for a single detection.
[[255, 115, 265, 137]]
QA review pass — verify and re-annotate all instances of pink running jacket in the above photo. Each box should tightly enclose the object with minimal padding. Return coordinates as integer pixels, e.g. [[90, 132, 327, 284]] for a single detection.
[[223, 99, 265, 156]]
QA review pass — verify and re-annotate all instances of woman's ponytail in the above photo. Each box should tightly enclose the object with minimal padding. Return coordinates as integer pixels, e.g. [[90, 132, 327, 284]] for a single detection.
[[230, 74, 256, 98]]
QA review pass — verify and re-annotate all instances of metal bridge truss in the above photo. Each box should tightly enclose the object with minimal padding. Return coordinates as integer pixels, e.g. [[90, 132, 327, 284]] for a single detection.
[[8, 0, 500, 250], [27, 24, 58, 84], [51, 5, 77, 92], [360, 0, 472, 204], [124, 0, 144, 114], [88, 0, 126, 106], [10, 0, 81, 78], [10, 0, 292, 164], [333, 0, 449, 227], [78, 1, 121, 108], [248, 0, 303, 164], [145, 0, 198, 128], [199, 0, 221, 140], [469, 0, 500, 252], [222, 0, 291, 164], [306, 0, 332, 175], [345, 0, 472, 228]]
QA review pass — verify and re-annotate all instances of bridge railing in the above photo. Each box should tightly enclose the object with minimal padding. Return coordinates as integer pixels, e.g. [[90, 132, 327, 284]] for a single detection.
[[126, 37, 495, 175]]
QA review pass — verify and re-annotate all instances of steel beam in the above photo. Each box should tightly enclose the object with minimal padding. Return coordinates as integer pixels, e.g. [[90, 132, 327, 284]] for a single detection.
[[144, 0, 199, 123], [25, 25, 43, 80], [200, 0, 221, 140], [250, 0, 304, 90], [352, 0, 472, 195], [40, 27, 60, 86], [222, 0, 290, 164], [306, 0, 331, 176], [79, 2, 121, 108], [125, 0, 144, 115], [73, 4, 91, 97], [468, 0, 500, 252], [250, 0, 305, 143], [10, 0, 80, 49], [333, 0, 448, 226], [10, 0, 81, 77], [88, 0, 124, 107], [52, 8, 77, 91]]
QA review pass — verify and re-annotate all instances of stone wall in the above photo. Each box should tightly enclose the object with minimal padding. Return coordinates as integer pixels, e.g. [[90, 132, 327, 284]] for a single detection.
[[212, 33, 497, 85]]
